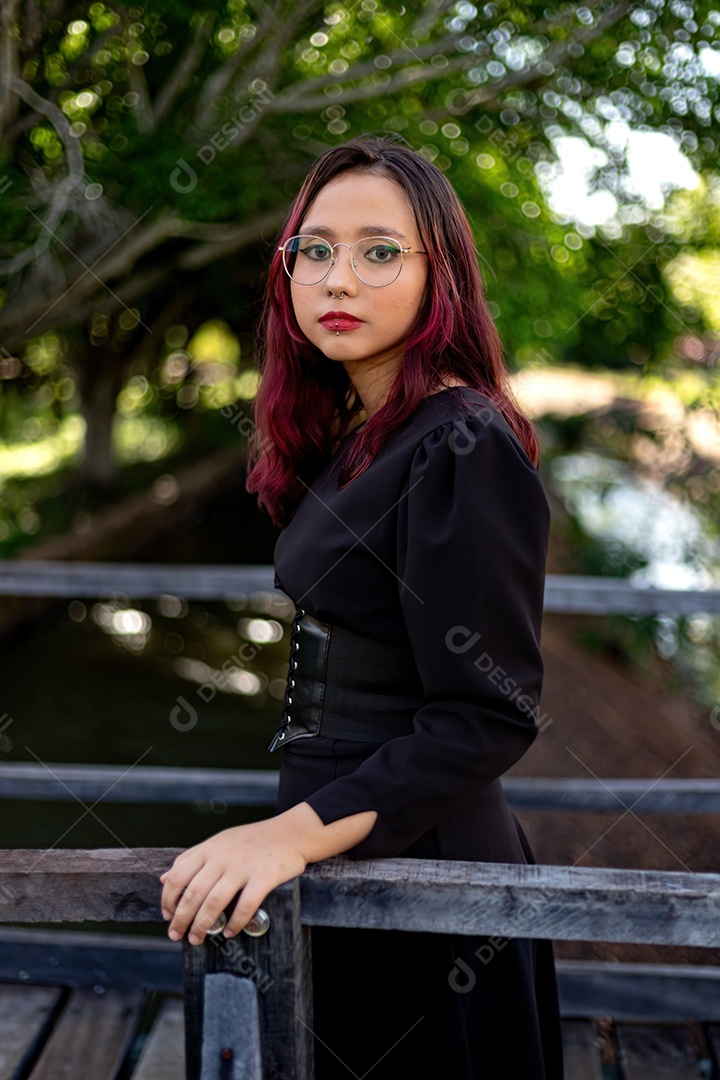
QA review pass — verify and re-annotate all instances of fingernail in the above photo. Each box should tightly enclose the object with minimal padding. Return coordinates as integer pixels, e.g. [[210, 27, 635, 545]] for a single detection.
[[168, 928, 181, 940], [189, 933, 201, 945], [162, 909, 171, 920]]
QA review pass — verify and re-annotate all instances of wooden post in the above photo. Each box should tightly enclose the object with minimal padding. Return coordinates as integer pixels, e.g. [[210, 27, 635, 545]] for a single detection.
[[183, 876, 313, 1080], [200, 974, 262, 1079]]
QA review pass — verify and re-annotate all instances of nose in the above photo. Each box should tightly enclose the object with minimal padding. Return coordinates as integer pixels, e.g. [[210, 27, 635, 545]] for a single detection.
[[324, 242, 356, 294]]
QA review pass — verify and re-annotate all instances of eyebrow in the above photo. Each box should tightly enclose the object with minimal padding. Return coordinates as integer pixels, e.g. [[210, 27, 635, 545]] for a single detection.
[[300, 225, 410, 242]]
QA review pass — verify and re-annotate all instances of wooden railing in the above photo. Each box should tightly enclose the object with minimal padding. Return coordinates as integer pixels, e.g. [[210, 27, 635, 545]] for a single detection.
[[1, 559, 720, 614], [1, 560, 719, 1077], [3, 849, 720, 1079], [3, 762, 720, 812]]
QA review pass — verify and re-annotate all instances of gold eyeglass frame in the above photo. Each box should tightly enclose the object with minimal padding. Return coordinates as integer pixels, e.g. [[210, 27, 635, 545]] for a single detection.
[[278, 234, 428, 288]]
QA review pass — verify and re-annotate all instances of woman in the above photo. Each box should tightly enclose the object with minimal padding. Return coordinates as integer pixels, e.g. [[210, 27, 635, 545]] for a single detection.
[[160, 133, 564, 1079]]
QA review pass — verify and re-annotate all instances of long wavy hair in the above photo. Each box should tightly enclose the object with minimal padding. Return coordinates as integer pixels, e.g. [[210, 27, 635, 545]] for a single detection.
[[245, 133, 539, 528]]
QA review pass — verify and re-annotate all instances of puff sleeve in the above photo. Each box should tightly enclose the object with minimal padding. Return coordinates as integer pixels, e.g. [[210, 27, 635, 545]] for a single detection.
[[301, 409, 551, 859]]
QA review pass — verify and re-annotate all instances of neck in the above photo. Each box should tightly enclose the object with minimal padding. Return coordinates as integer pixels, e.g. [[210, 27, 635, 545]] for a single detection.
[[342, 355, 403, 421]]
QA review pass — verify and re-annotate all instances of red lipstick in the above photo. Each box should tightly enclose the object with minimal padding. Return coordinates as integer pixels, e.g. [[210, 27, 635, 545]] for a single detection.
[[319, 310, 363, 332]]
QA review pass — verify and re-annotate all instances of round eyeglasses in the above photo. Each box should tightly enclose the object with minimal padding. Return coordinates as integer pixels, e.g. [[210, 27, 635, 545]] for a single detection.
[[278, 234, 427, 288]]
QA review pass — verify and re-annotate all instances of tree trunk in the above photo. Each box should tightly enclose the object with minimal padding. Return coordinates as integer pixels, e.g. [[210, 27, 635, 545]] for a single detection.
[[72, 290, 201, 491], [77, 350, 124, 490]]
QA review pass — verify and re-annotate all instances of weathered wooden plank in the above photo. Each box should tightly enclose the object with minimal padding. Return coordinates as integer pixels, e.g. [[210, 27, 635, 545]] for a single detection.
[[4, 849, 720, 947], [0, 984, 63, 1080], [5, 763, 720, 814], [132, 996, 185, 1080], [558, 960, 720, 1021], [543, 574, 720, 615], [0, 560, 718, 614], [183, 940, 208, 1080], [183, 877, 313, 1080], [0, 763, 279, 806], [299, 857, 720, 947], [502, 776, 720, 814], [29, 987, 145, 1080], [200, 975, 262, 1080], [0, 927, 182, 992], [561, 1020, 603, 1080], [0, 561, 276, 599], [0, 848, 181, 923], [616, 1022, 701, 1078]]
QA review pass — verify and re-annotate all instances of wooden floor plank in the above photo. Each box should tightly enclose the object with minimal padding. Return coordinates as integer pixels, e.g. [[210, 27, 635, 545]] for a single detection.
[[0, 985, 63, 1080], [132, 997, 185, 1080], [561, 1020, 603, 1079], [29, 988, 144, 1080], [616, 1023, 699, 1078]]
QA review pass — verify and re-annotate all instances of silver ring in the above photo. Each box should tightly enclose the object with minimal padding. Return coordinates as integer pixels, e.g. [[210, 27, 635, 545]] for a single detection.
[[205, 911, 227, 936], [243, 908, 271, 937]]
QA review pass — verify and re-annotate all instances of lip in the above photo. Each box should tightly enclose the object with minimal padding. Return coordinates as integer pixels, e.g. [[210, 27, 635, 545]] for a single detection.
[[319, 310, 364, 331]]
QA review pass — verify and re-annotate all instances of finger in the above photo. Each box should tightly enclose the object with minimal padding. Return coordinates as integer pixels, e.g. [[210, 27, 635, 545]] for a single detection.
[[159, 848, 195, 881], [223, 882, 270, 939], [158, 868, 172, 911], [160, 852, 205, 915], [188, 875, 249, 946], [161, 881, 191, 922], [167, 869, 220, 941]]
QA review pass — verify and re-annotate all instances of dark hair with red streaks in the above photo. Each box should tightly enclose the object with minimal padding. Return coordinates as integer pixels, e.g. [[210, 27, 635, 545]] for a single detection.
[[245, 132, 540, 528]]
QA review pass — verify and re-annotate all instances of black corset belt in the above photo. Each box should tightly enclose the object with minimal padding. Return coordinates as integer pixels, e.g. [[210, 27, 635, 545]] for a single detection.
[[267, 606, 424, 752]]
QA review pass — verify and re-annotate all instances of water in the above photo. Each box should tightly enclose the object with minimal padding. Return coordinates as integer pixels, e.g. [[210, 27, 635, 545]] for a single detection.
[[0, 593, 294, 850], [549, 450, 720, 694], [550, 451, 720, 590]]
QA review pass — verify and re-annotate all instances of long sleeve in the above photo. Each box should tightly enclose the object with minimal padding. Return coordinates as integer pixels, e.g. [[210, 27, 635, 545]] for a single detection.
[[301, 409, 550, 860]]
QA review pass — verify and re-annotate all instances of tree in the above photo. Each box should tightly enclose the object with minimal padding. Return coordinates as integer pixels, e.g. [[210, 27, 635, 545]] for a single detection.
[[1, 0, 718, 485]]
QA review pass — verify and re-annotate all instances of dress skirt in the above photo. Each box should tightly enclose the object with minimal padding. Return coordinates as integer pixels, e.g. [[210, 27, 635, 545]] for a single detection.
[[274, 736, 565, 1080]]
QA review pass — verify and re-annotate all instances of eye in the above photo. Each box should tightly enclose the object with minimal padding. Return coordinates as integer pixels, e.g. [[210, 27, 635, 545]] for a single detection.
[[365, 244, 401, 263], [301, 243, 331, 262]]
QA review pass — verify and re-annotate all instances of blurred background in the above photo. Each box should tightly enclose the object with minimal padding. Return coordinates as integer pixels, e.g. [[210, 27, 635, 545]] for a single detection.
[[1, 0, 719, 969]]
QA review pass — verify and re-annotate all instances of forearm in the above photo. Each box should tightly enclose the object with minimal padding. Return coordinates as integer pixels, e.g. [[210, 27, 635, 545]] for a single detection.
[[273, 800, 378, 864]]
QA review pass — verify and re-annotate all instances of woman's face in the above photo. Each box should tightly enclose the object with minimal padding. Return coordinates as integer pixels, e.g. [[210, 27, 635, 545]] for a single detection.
[[289, 171, 429, 383]]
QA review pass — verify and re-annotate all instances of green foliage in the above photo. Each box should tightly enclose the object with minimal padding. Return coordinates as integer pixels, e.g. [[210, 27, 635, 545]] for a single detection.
[[1, 0, 719, 489]]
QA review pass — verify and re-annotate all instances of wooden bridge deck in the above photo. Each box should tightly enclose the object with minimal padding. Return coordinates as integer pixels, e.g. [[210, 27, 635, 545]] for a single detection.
[[3, 977, 720, 1079], [0, 982, 183, 1080]]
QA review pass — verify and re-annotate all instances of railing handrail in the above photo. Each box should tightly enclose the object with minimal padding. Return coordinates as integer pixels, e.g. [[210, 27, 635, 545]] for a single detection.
[[2, 763, 720, 813], [0, 559, 719, 614], [2, 848, 720, 948]]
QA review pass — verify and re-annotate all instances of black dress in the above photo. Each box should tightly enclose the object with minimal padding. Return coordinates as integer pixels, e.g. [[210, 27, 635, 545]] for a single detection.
[[271, 386, 565, 1080]]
